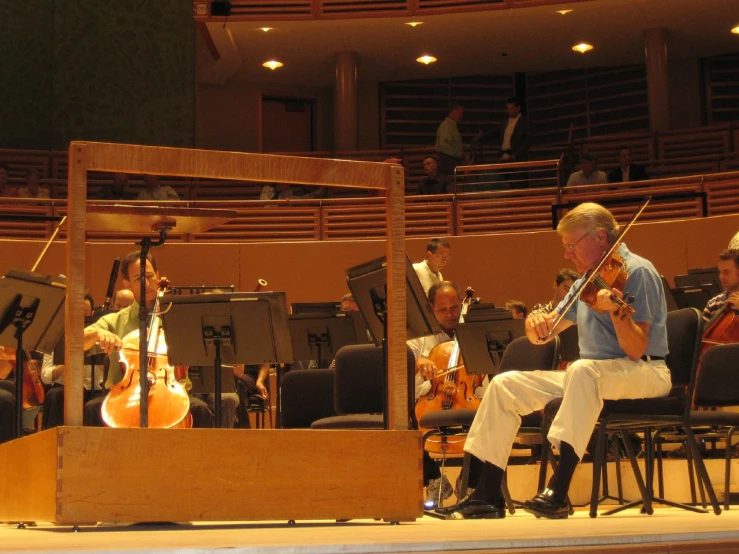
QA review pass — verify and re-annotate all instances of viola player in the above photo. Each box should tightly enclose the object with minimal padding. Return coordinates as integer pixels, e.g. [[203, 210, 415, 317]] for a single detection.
[[441, 202, 671, 520], [81, 250, 213, 428], [702, 248, 739, 325]]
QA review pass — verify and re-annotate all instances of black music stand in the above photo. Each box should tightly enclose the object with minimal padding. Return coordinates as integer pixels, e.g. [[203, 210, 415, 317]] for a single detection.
[[0, 269, 66, 441], [345, 254, 441, 429], [291, 302, 341, 315], [454, 318, 527, 375], [159, 292, 292, 428], [288, 311, 368, 368]]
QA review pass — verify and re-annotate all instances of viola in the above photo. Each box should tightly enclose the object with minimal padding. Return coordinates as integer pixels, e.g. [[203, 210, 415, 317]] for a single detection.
[[100, 278, 192, 428], [414, 339, 484, 456]]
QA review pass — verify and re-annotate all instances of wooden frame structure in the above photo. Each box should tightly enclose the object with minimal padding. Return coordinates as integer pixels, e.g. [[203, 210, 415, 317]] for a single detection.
[[0, 142, 421, 525]]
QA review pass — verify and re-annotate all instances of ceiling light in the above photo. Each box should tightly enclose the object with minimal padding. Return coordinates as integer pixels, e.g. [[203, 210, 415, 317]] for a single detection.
[[416, 55, 437, 65], [732, 25, 739, 34], [556, 9, 572, 15], [572, 43, 593, 54], [406, 22, 423, 27], [259, 27, 273, 32], [262, 60, 283, 70]]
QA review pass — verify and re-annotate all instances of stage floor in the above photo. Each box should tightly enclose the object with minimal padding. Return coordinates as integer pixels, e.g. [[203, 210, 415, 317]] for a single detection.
[[2, 507, 739, 554]]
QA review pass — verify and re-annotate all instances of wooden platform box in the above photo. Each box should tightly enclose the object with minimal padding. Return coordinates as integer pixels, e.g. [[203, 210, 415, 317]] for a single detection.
[[0, 427, 422, 525]]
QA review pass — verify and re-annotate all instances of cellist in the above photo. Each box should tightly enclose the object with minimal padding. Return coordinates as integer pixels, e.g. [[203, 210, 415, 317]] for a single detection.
[[702, 248, 739, 326], [81, 250, 213, 428], [408, 281, 470, 509]]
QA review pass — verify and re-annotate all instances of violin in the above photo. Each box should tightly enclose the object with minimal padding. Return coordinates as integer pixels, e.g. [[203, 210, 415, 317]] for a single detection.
[[578, 252, 636, 319], [1, 347, 45, 409], [100, 278, 192, 428], [414, 339, 484, 456]]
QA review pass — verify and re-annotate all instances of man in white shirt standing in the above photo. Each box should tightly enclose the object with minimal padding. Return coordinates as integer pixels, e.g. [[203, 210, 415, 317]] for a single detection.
[[413, 238, 451, 295]]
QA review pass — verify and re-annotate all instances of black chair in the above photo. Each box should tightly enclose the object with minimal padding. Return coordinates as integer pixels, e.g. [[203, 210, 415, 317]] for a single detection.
[[280, 368, 336, 429], [310, 343, 415, 430], [420, 336, 561, 511], [543, 307, 721, 518], [684, 342, 739, 510]]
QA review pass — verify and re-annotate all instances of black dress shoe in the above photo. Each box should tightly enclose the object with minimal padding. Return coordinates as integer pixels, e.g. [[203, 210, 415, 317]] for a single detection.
[[436, 494, 505, 520], [522, 488, 569, 520]]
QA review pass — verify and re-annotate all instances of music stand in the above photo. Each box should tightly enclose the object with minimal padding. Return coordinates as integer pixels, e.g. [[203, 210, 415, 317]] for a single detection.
[[288, 311, 366, 368], [454, 318, 527, 375], [159, 292, 292, 428], [345, 254, 441, 429], [0, 269, 66, 439], [291, 302, 341, 315]]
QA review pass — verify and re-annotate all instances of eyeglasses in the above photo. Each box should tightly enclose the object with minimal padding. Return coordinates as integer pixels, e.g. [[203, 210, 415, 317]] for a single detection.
[[562, 232, 590, 251], [434, 253, 452, 261]]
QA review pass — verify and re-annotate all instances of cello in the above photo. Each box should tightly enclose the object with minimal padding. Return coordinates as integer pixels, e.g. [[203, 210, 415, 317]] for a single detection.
[[100, 278, 192, 428], [414, 285, 484, 456]]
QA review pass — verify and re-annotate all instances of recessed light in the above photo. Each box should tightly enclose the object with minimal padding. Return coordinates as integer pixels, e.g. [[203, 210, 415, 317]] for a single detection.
[[406, 21, 423, 27], [572, 43, 593, 54], [416, 55, 437, 65], [260, 27, 273, 32], [732, 25, 739, 34], [557, 9, 573, 15], [263, 60, 283, 70]]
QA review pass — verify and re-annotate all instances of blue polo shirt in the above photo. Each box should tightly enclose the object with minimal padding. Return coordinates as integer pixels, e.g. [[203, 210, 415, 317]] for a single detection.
[[554, 243, 668, 360]]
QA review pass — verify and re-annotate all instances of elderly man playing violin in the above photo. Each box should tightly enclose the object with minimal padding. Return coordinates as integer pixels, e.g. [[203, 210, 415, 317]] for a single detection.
[[440, 202, 671, 520], [82, 249, 213, 428]]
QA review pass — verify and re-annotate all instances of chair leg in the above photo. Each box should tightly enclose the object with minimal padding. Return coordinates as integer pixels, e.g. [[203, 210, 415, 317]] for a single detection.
[[601, 429, 652, 517], [684, 425, 721, 514], [725, 427, 737, 510], [501, 470, 516, 515], [589, 424, 607, 518], [538, 435, 550, 492]]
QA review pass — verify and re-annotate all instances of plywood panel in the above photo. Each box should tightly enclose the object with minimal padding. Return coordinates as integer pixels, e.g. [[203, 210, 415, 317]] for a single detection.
[[10, 427, 420, 524]]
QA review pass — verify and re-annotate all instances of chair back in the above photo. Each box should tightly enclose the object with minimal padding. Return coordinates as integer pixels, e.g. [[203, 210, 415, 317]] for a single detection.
[[498, 336, 560, 373], [333, 344, 384, 415], [693, 343, 739, 408], [665, 307, 702, 389], [280, 368, 336, 428]]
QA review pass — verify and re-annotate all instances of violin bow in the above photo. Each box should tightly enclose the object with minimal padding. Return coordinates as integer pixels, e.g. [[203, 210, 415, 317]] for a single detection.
[[543, 196, 652, 338], [31, 215, 67, 272]]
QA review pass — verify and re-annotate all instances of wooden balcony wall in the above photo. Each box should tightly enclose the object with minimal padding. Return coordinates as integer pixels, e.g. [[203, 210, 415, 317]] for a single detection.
[[2, 169, 739, 243]]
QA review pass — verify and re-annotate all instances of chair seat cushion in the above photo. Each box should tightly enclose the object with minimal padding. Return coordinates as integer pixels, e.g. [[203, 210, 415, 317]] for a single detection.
[[311, 414, 384, 429], [544, 395, 683, 422], [418, 408, 477, 429], [690, 410, 739, 426]]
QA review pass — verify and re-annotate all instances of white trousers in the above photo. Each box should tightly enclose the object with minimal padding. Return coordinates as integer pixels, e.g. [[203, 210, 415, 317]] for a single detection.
[[463, 358, 672, 469]]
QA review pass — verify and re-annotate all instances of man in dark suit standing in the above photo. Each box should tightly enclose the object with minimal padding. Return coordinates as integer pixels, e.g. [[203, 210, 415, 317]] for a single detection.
[[607, 146, 649, 183]]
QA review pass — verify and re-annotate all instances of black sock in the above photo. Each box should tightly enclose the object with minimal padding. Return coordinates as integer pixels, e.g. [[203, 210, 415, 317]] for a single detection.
[[547, 441, 579, 503], [468, 460, 503, 503]]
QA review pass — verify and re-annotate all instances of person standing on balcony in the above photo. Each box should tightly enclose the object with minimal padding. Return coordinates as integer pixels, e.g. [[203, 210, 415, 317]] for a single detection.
[[435, 104, 467, 177]]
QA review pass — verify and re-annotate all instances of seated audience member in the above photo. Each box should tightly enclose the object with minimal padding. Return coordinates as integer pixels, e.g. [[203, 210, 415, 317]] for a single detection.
[[137, 174, 180, 201], [566, 154, 607, 186], [413, 238, 451, 295], [504, 300, 528, 319], [530, 268, 581, 317], [0, 164, 17, 197], [112, 289, 135, 311], [418, 156, 450, 195], [17, 169, 50, 199], [98, 172, 134, 200], [607, 147, 649, 183]]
